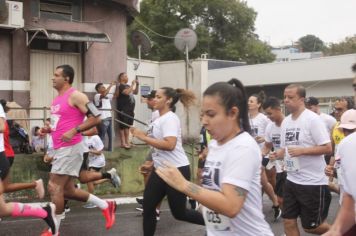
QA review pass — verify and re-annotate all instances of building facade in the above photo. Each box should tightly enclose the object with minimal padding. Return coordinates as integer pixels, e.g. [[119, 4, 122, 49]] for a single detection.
[[0, 0, 138, 115]]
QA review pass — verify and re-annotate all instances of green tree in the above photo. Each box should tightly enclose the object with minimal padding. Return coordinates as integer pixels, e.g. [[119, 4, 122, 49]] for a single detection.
[[128, 0, 275, 64], [298, 34, 325, 52], [324, 35, 356, 56]]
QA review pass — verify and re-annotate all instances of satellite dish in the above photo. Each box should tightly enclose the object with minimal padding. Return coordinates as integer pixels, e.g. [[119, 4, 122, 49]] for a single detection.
[[130, 30, 152, 70], [174, 28, 197, 52]]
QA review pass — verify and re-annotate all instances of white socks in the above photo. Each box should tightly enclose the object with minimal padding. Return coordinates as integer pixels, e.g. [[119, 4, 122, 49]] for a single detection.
[[87, 194, 108, 210]]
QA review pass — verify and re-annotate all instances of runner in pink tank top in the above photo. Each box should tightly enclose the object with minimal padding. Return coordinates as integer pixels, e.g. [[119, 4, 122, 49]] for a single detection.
[[39, 65, 117, 236], [51, 87, 85, 149]]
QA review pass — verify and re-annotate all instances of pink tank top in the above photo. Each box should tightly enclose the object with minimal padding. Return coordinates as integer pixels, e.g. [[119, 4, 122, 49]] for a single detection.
[[50, 88, 85, 149]]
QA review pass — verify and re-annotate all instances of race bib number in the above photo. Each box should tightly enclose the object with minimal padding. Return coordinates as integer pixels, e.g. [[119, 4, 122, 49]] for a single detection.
[[202, 206, 232, 232], [51, 114, 60, 131], [284, 147, 300, 172]]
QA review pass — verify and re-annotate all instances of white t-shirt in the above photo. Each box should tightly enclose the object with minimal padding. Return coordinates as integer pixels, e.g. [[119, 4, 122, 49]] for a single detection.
[[0, 105, 6, 152], [339, 132, 356, 218], [249, 113, 270, 148], [86, 135, 105, 168], [82, 136, 89, 153], [150, 111, 189, 168], [264, 122, 284, 173], [151, 110, 160, 123], [280, 109, 330, 185], [202, 132, 273, 236], [319, 113, 336, 134], [94, 93, 113, 119]]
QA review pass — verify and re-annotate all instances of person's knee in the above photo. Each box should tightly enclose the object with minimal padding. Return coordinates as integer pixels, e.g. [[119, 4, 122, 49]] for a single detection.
[[284, 218, 298, 230], [170, 208, 186, 221], [47, 181, 62, 196], [63, 183, 77, 197]]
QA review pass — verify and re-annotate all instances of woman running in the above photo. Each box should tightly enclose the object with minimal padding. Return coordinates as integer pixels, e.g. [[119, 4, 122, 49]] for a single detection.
[[0, 99, 44, 198], [0, 99, 57, 234], [130, 87, 205, 236], [156, 79, 273, 236]]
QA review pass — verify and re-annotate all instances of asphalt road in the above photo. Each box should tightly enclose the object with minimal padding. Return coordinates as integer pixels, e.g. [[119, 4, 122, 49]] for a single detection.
[[0, 193, 340, 236]]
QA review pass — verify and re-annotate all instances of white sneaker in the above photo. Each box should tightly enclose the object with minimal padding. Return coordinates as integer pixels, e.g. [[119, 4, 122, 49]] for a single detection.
[[35, 179, 45, 199], [107, 168, 121, 188], [64, 206, 71, 213]]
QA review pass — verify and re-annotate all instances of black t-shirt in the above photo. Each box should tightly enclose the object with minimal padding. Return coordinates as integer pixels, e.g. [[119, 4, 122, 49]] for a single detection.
[[116, 84, 135, 111]]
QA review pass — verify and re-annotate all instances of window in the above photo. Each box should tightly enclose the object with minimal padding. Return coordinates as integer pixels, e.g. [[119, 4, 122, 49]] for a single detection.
[[38, 0, 81, 21]]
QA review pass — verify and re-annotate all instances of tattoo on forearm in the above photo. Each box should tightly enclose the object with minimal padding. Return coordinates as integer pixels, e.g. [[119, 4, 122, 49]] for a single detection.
[[186, 183, 201, 195], [234, 187, 247, 197]]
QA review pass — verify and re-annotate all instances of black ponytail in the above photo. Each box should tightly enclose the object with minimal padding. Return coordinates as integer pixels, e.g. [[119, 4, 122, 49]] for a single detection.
[[161, 87, 196, 112], [204, 78, 251, 133]]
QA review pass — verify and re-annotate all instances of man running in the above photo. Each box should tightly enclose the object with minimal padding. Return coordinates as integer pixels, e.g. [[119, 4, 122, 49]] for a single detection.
[[41, 64, 116, 236], [278, 84, 332, 235], [262, 97, 286, 214]]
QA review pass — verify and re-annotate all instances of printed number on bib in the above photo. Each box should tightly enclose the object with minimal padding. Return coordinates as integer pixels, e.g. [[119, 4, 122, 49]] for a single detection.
[[284, 147, 300, 172], [202, 206, 231, 232], [51, 114, 60, 131]]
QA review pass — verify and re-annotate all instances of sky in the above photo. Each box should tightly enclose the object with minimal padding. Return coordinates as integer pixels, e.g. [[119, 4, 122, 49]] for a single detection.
[[245, 0, 356, 47]]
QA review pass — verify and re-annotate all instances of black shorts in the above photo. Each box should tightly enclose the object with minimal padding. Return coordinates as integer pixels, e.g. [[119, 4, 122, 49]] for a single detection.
[[282, 179, 331, 229], [275, 172, 287, 198], [7, 157, 14, 167], [88, 166, 102, 172], [117, 110, 134, 129], [0, 152, 10, 180], [80, 152, 89, 171]]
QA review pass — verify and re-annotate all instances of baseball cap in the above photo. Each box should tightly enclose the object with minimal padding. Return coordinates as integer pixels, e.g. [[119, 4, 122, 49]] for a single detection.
[[305, 96, 319, 106], [142, 90, 156, 99], [339, 109, 356, 130]]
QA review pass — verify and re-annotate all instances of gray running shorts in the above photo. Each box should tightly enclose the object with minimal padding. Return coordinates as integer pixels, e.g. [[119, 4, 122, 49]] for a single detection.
[[51, 142, 84, 177]]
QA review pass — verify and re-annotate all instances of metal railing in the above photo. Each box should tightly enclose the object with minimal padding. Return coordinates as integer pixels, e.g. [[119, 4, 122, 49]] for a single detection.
[[7, 106, 117, 153]]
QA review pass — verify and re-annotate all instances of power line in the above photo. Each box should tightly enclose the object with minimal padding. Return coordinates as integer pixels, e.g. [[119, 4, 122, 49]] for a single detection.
[[134, 17, 177, 39]]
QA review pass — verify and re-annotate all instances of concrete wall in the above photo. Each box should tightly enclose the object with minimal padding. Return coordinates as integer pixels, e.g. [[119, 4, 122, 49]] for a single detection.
[[83, 2, 127, 85]]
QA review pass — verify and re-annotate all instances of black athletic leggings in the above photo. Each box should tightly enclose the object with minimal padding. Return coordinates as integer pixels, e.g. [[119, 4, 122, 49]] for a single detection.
[[143, 165, 205, 236]]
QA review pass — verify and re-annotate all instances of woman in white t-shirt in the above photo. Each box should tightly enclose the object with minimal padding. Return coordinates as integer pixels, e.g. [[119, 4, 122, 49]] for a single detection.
[[130, 87, 205, 236], [248, 91, 269, 145], [156, 79, 273, 236]]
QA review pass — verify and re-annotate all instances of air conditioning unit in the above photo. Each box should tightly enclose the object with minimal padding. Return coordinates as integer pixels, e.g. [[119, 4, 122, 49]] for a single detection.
[[0, 1, 24, 29]]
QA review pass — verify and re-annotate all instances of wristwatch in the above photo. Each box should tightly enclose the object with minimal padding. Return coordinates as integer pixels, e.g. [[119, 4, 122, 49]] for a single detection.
[[75, 126, 81, 133]]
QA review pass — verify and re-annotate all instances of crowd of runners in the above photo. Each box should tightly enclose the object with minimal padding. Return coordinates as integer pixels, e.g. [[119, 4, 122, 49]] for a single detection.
[[0, 63, 355, 236]]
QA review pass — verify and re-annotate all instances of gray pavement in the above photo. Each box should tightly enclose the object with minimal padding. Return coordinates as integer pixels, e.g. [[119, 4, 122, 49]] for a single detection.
[[0, 193, 340, 236]]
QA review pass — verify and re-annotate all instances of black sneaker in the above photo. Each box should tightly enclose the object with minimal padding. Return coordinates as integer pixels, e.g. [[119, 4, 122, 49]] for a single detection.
[[272, 205, 282, 222], [42, 203, 58, 235], [136, 198, 144, 205]]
